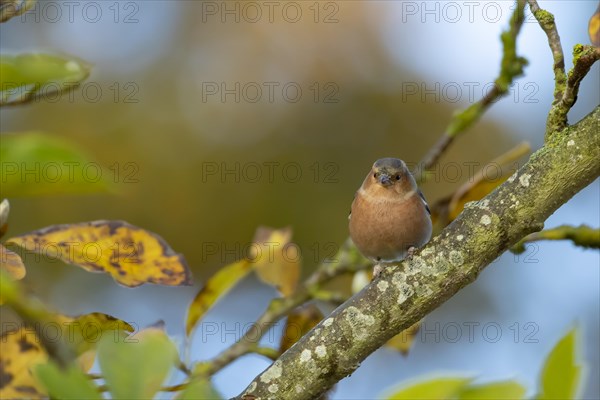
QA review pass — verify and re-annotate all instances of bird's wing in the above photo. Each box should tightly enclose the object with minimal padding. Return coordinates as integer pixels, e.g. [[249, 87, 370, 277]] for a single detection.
[[348, 191, 358, 220], [418, 189, 431, 215]]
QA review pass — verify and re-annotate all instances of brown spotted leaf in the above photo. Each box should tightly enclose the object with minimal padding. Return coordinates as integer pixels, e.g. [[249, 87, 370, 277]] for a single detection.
[[1, 243, 25, 280], [6, 220, 192, 287], [0, 327, 47, 399], [0, 310, 133, 398], [55, 312, 134, 363], [250, 226, 300, 296], [386, 321, 422, 356], [590, 4, 600, 47], [186, 260, 253, 336], [279, 304, 323, 353]]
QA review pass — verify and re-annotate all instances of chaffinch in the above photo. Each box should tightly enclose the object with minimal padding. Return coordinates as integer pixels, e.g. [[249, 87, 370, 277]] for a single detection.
[[349, 158, 432, 275]]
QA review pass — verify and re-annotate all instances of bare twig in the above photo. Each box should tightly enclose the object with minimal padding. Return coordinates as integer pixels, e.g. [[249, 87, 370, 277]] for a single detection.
[[250, 346, 281, 361], [512, 224, 600, 253], [415, 0, 528, 182], [545, 44, 600, 138], [194, 239, 369, 377], [527, 0, 566, 104], [527, 1, 600, 138]]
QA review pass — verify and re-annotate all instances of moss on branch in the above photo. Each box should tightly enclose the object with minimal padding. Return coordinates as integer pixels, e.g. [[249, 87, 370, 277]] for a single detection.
[[236, 106, 600, 400]]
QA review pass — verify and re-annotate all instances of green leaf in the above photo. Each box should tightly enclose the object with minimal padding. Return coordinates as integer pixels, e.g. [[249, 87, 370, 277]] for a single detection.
[[459, 381, 526, 400], [179, 378, 222, 400], [34, 362, 102, 400], [384, 377, 472, 400], [0, 132, 112, 196], [97, 327, 178, 399], [538, 328, 582, 400], [0, 53, 90, 106]]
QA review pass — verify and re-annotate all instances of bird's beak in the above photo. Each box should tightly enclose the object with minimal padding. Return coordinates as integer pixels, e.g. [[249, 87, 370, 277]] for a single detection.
[[378, 173, 393, 187]]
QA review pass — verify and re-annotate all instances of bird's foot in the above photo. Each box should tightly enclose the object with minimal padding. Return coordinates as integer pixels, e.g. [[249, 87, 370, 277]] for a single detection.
[[406, 246, 417, 260], [372, 264, 383, 279]]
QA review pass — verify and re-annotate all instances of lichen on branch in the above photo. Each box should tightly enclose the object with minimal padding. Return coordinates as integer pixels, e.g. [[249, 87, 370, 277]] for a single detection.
[[236, 106, 600, 399]]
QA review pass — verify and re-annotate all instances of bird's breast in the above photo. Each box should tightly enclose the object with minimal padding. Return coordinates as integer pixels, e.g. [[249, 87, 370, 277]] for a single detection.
[[349, 191, 432, 262]]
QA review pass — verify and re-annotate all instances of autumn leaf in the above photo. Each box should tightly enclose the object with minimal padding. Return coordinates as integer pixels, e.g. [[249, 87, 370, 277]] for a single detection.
[[1, 243, 25, 280], [186, 226, 300, 337], [0, 327, 48, 399], [279, 304, 323, 353], [386, 321, 422, 356], [0, 311, 133, 398], [55, 312, 135, 364], [186, 259, 253, 336], [0, 53, 90, 106], [589, 4, 600, 47], [250, 226, 300, 296], [448, 142, 530, 221], [6, 220, 192, 287], [431, 142, 530, 227]]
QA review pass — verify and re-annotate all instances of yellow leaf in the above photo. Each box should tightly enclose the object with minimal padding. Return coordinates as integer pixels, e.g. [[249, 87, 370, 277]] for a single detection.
[[186, 260, 252, 336], [386, 321, 422, 356], [1, 243, 25, 280], [250, 226, 300, 296], [74, 349, 97, 372], [447, 142, 530, 221], [589, 4, 600, 47], [279, 304, 323, 353], [6, 220, 192, 287], [55, 312, 135, 358], [0, 327, 48, 399], [0, 311, 133, 397]]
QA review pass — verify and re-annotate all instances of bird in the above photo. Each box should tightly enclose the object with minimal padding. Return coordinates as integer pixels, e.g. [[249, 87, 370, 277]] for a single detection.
[[349, 158, 432, 276]]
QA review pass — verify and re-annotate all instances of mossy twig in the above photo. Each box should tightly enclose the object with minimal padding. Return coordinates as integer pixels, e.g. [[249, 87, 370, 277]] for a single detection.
[[512, 224, 600, 254]]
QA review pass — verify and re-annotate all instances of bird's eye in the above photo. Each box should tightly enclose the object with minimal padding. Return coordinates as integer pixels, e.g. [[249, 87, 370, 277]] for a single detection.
[[396, 175, 401, 180], [373, 173, 378, 178]]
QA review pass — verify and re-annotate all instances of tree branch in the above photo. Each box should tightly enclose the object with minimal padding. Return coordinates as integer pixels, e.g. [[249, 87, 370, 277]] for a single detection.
[[511, 224, 600, 253], [527, 0, 566, 103], [194, 240, 369, 378], [415, 0, 527, 182], [235, 106, 600, 399], [545, 44, 600, 138]]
